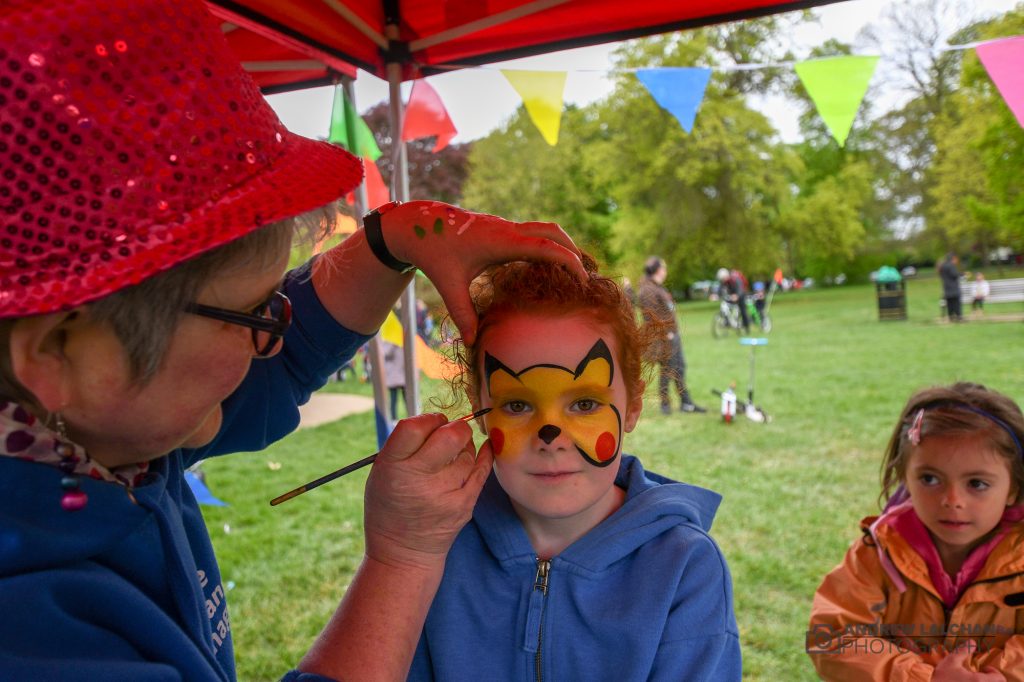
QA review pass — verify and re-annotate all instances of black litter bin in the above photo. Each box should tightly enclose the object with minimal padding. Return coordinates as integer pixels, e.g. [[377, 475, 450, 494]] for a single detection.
[[876, 280, 907, 321]]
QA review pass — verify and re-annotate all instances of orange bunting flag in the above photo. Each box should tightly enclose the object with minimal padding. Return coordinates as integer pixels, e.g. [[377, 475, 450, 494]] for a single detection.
[[402, 79, 458, 152], [415, 335, 458, 381]]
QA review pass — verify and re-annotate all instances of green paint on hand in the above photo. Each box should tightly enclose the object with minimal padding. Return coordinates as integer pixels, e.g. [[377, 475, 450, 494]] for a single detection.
[[433, 218, 444, 234], [414, 224, 426, 239]]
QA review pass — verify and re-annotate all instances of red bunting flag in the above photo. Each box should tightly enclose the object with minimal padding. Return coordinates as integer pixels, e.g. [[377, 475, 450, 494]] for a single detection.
[[401, 79, 458, 152], [363, 156, 390, 208]]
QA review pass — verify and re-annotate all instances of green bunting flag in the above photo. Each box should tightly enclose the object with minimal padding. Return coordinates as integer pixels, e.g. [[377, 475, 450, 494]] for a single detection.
[[794, 55, 879, 147], [328, 85, 382, 161]]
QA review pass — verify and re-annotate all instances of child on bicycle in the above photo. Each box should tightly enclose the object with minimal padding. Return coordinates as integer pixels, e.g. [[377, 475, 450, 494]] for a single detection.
[[808, 382, 1024, 681], [408, 254, 741, 681]]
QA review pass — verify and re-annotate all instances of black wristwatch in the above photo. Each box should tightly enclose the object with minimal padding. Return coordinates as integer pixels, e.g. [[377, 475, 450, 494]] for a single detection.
[[362, 201, 415, 274]]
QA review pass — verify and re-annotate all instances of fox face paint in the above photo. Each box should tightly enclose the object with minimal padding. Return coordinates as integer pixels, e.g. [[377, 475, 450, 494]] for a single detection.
[[484, 339, 622, 467]]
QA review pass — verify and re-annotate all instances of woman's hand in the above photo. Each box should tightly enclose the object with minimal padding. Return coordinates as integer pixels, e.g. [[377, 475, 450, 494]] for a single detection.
[[382, 201, 584, 345], [363, 412, 494, 571]]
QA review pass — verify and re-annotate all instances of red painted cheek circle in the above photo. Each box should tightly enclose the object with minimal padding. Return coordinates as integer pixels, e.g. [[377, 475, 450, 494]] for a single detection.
[[595, 432, 617, 461], [489, 428, 505, 457]]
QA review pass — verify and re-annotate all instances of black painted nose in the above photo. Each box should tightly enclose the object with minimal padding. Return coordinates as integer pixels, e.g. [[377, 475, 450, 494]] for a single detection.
[[538, 425, 561, 444]]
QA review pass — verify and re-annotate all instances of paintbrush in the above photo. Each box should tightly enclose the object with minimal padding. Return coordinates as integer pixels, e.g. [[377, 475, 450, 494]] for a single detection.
[[270, 408, 492, 506]]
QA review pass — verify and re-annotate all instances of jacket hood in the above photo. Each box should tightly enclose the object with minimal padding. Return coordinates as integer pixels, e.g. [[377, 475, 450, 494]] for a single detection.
[[0, 456, 161, 576], [472, 454, 722, 572]]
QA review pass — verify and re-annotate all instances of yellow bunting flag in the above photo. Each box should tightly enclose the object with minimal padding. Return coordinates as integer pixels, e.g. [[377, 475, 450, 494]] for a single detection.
[[380, 310, 404, 347], [794, 55, 879, 147], [501, 70, 567, 146]]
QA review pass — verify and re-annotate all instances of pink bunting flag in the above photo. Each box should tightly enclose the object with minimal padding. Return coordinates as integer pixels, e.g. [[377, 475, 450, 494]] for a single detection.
[[976, 37, 1024, 129], [401, 79, 458, 152]]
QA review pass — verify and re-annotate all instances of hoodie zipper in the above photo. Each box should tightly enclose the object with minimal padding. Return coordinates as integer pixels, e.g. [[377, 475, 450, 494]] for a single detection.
[[533, 558, 550, 682]]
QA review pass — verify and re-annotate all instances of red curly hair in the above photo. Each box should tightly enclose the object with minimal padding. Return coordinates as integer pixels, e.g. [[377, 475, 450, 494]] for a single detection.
[[448, 253, 664, 410]]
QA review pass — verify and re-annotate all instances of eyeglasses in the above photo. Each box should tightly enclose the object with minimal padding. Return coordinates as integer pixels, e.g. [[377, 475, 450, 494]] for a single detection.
[[185, 290, 292, 357]]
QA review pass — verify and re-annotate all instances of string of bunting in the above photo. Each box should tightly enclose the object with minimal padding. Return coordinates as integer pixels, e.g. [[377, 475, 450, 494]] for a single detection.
[[328, 35, 1023, 214], [404, 35, 1023, 149]]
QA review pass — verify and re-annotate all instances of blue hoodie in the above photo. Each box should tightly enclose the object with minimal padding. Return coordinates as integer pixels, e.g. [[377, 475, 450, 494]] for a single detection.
[[409, 455, 742, 681], [0, 267, 369, 681]]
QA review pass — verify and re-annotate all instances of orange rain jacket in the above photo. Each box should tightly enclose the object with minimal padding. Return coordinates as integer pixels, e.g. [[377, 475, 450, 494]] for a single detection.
[[808, 512, 1024, 681]]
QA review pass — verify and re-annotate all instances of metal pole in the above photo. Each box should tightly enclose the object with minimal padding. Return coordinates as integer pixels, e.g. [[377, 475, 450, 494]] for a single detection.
[[343, 76, 392, 446], [384, 22, 420, 418]]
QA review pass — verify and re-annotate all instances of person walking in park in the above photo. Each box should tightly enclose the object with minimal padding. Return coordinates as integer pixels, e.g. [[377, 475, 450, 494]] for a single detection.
[[940, 253, 964, 322], [0, 1, 587, 679], [409, 254, 741, 681], [638, 257, 706, 414], [808, 382, 1024, 681]]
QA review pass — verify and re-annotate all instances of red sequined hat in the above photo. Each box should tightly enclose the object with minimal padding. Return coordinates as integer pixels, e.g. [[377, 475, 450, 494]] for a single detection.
[[0, 0, 364, 318]]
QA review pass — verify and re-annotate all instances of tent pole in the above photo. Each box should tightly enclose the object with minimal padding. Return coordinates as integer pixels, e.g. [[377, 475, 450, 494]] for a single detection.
[[343, 76, 393, 446], [385, 23, 420, 419]]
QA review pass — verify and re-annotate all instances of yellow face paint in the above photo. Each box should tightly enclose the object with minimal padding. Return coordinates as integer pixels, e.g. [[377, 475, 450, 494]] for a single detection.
[[483, 339, 622, 467]]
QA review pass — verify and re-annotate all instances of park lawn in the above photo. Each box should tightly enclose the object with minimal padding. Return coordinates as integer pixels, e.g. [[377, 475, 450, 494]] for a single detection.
[[201, 272, 1024, 681]]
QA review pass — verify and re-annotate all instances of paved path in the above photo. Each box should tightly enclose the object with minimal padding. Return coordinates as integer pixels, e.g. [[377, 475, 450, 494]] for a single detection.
[[297, 392, 375, 430]]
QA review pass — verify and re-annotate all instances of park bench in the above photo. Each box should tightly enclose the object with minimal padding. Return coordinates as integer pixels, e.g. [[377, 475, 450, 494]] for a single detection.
[[939, 276, 1024, 314]]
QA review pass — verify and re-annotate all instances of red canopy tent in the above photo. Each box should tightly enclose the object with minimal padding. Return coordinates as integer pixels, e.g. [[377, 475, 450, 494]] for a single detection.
[[209, 0, 844, 93], [206, 0, 846, 423]]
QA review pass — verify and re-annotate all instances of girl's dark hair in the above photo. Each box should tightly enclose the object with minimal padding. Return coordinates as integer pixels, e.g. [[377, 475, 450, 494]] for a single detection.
[[449, 252, 665, 410], [880, 382, 1024, 507]]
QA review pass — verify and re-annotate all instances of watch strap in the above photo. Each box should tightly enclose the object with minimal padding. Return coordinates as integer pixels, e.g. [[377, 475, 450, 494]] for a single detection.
[[363, 202, 415, 274]]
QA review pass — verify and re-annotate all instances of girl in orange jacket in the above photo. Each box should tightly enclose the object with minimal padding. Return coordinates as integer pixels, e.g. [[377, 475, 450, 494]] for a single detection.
[[809, 382, 1024, 681]]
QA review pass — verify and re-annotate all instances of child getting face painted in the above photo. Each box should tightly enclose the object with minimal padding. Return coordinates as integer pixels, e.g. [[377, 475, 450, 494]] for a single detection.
[[408, 254, 742, 682]]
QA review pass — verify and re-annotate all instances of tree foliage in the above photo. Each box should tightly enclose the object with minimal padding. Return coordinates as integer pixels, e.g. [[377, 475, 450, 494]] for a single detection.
[[459, 3, 1024, 288]]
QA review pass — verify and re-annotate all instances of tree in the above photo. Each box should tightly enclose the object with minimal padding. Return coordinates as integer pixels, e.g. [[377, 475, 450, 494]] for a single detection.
[[927, 6, 1024, 264], [860, 0, 981, 240], [462, 104, 619, 265], [362, 102, 472, 204], [587, 22, 801, 287]]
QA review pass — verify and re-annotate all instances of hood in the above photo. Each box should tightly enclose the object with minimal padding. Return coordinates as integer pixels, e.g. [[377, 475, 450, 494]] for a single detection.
[[0, 456, 160, 576], [473, 454, 722, 572]]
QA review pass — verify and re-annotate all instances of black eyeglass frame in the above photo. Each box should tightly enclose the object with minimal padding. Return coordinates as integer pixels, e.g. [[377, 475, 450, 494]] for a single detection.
[[185, 290, 292, 357]]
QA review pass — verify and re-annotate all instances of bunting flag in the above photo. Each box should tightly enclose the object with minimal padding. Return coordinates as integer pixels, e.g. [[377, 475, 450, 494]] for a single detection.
[[976, 37, 1024, 129], [327, 84, 382, 161], [794, 55, 879, 146], [378, 311, 453, 379], [363, 156, 391, 207], [380, 310, 404, 346], [402, 79, 458, 152], [636, 67, 712, 133], [501, 70, 567, 146]]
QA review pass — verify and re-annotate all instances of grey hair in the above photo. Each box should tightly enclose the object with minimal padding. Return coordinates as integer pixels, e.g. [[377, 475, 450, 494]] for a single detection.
[[0, 205, 335, 407]]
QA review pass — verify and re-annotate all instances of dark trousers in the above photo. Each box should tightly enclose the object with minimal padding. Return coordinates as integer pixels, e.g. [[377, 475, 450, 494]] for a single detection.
[[945, 296, 962, 320], [659, 338, 693, 408], [737, 295, 751, 332], [389, 387, 405, 420]]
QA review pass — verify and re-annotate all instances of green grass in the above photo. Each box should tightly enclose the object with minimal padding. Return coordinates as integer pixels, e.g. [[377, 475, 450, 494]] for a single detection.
[[201, 272, 1024, 680]]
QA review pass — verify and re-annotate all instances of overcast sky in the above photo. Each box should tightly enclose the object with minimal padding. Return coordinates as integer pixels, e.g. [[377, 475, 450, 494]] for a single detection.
[[267, 0, 1019, 145]]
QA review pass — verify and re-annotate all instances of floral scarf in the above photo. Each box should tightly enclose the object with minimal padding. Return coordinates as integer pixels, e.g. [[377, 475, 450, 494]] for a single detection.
[[0, 400, 148, 488]]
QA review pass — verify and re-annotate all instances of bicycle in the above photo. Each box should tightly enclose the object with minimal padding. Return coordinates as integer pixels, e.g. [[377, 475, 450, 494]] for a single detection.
[[711, 295, 772, 339]]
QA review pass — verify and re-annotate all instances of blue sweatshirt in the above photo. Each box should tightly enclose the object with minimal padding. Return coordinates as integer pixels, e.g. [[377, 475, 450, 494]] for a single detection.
[[0, 267, 369, 680], [409, 455, 742, 681]]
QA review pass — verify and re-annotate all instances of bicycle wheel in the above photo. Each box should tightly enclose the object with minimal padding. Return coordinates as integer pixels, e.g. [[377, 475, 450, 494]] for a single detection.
[[712, 313, 730, 339]]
